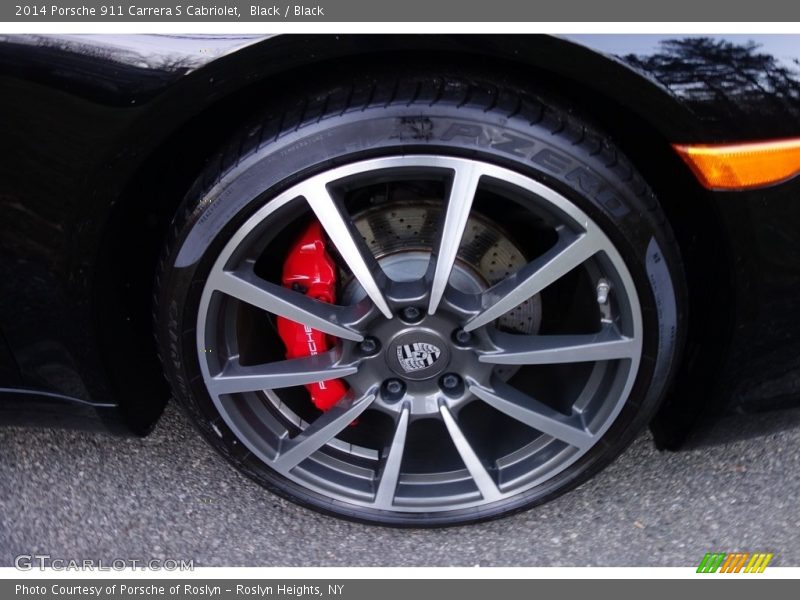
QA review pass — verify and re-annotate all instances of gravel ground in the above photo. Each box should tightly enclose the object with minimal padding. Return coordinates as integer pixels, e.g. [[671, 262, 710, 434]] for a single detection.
[[1, 403, 799, 567]]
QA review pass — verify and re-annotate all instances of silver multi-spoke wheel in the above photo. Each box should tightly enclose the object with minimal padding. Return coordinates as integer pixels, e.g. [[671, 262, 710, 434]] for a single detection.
[[157, 73, 684, 525], [195, 156, 642, 513]]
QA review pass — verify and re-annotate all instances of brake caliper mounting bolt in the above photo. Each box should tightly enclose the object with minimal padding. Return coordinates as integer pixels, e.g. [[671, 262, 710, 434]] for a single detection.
[[596, 279, 611, 305], [359, 337, 380, 355], [401, 306, 422, 322]]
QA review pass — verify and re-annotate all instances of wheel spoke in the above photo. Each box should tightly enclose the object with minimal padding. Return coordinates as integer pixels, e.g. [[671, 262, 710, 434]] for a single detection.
[[463, 229, 604, 332], [439, 404, 502, 502], [302, 181, 392, 319], [470, 378, 595, 450], [273, 390, 376, 472], [480, 326, 637, 366], [209, 351, 357, 395], [208, 266, 366, 341], [428, 164, 483, 315], [373, 404, 410, 508]]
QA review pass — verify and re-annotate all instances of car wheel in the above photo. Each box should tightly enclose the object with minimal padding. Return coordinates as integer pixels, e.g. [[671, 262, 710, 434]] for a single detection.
[[156, 69, 685, 526]]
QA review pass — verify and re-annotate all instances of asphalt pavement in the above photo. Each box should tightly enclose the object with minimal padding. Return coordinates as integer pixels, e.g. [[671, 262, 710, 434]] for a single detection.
[[2, 403, 799, 567]]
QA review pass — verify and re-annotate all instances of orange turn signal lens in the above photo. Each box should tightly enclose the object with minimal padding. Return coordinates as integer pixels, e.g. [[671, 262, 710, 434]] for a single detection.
[[672, 138, 800, 190]]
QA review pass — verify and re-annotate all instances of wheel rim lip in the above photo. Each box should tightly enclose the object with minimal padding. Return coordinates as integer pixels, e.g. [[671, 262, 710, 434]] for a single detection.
[[195, 154, 644, 514]]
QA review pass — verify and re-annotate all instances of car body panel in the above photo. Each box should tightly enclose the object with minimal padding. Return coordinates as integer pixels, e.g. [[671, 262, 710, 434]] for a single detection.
[[1, 33, 799, 445], [567, 34, 800, 141]]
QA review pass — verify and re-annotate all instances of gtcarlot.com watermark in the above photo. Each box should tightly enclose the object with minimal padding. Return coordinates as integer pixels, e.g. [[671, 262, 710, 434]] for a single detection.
[[14, 554, 194, 571]]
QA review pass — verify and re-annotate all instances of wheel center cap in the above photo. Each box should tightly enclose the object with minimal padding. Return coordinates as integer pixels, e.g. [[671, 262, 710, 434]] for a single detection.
[[386, 330, 450, 381]]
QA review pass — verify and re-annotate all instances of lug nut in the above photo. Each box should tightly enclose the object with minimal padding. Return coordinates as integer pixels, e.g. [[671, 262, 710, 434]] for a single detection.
[[359, 337, 380, 355], [386, 380, 403, 393], [401, 306, 422, 322], [453, 329, 471, 345], [440, 373, 463, 396], [442, 374, 460, 389], [382, 378, 406, 401]]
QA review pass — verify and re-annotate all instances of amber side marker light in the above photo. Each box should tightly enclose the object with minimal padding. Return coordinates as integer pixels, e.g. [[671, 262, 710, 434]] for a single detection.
[[673, 138, 800, 190]]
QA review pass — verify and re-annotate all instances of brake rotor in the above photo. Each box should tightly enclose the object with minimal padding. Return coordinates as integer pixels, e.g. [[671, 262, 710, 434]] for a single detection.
[[350, 200, 541, 334]]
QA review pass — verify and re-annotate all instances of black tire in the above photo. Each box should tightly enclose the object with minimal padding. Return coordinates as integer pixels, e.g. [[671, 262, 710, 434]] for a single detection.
[[155, 67, 686, 527]]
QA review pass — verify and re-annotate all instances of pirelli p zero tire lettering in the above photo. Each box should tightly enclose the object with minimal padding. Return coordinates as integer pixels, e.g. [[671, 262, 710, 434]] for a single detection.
[[156, 69, 686, 526]]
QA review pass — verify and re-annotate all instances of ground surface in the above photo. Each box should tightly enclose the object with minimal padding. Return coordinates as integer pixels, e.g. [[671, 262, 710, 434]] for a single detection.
[[2, 404, 799, 567]]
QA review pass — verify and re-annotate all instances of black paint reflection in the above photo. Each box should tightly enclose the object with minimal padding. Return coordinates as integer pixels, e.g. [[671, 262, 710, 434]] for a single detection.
[[624, 37, 800, 137]]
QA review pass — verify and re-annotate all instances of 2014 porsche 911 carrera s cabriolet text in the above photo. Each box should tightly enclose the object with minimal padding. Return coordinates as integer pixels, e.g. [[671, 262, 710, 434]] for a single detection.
[[2, 33, 800, 525]]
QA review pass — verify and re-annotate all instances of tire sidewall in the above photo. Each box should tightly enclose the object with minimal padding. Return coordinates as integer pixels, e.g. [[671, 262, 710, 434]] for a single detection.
[[158, 103, 685, 526]]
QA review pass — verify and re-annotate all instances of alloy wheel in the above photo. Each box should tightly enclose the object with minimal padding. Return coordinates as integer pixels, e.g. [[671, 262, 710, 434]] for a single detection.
[[196, 155, 642, 513]]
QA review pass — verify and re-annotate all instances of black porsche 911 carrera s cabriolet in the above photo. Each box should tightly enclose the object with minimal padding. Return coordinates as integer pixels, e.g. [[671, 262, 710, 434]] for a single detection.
[[1, 34, 799, 525]]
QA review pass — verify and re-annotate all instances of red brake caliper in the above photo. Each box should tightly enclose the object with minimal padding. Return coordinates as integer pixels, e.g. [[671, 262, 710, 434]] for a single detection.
[[276, 220, 347, 411]]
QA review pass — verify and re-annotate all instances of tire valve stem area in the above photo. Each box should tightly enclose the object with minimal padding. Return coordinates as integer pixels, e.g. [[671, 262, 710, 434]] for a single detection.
[[596, 279, 611, 305], [276, 219, 347, 411], [596, 278, 614, 323]]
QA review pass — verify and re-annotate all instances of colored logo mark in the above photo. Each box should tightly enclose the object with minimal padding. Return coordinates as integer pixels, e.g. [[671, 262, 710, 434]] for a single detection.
[[697, 552, 773, 573]]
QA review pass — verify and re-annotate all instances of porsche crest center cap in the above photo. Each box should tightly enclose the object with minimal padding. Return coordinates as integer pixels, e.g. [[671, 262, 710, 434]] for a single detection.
[[397, 342, 442, 373], [387, 331, 449, 381]]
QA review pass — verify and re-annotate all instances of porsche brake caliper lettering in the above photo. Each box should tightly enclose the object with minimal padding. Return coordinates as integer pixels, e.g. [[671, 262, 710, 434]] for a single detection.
[[276, 220, 347, 411]]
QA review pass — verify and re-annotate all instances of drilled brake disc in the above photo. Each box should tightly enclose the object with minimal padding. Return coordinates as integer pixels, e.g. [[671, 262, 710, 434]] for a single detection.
[[350, 200, 541, 334]]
